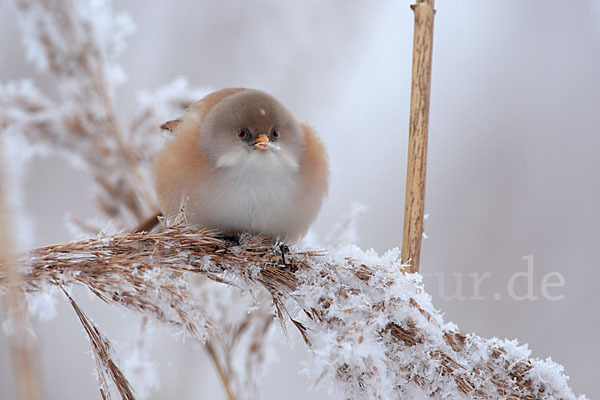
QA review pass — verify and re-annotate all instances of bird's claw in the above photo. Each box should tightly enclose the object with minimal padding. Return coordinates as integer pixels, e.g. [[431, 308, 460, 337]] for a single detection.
[[279, 243, 290, 267]]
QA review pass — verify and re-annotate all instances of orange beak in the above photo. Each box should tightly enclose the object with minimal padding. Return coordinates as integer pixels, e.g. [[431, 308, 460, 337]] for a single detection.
[[254, 134, 270, 150]]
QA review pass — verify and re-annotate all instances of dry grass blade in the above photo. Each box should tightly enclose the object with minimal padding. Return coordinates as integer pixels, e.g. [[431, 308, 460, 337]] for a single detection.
[[62, 287, 135, 400], [205, 340, 236, 400], [205, 297, 275, 400]]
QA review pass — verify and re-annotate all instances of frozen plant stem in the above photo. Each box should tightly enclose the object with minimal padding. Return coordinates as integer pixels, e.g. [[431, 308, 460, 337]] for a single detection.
[[62, 288, 135, 400], [402, 0, 436, 273], [0, 132, 41, 400]]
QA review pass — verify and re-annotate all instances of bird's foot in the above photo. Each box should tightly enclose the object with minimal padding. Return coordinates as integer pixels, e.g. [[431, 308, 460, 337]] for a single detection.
[[279, 243, 289, 265], [278, 243, 298, 272], [216, 232, 241, 245]]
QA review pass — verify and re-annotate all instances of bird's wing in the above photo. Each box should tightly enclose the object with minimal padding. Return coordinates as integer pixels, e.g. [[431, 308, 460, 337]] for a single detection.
[[299, 123, 329, 195], [160, 119, 181, 132]]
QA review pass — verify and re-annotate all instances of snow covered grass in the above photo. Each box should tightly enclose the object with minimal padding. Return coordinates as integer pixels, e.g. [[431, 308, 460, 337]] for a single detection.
[[2, 226, 584, 400]]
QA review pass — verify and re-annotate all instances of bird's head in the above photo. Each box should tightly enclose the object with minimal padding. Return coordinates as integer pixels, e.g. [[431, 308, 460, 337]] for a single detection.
[[200, 90, 305, 172]]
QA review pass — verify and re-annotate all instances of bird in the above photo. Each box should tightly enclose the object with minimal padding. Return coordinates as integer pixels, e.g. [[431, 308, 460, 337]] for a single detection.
[[153, 88, 329, 243]]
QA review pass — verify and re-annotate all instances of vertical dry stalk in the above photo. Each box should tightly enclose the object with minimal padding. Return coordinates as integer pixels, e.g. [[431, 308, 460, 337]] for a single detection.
[[402, 0, 436, 273], [0, 133, 41, 400], [205, 341, 237, 400]]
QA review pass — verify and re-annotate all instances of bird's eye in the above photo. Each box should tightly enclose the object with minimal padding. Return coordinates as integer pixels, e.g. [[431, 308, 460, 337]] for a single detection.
[[238, 129, 247, 139], [272, 129, 279, 139]]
